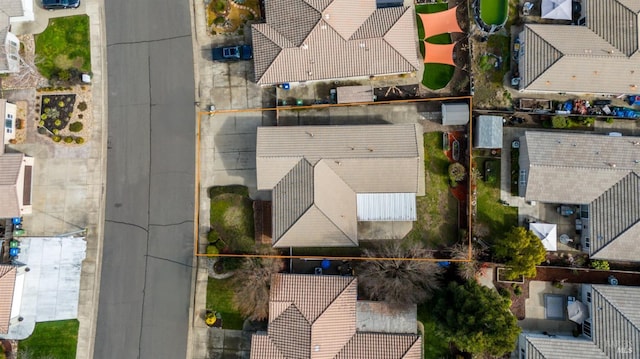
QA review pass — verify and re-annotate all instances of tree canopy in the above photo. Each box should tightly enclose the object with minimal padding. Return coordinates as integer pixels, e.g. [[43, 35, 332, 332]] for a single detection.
[[433, 280, 520, 356], [358, 241, 444, 308], [232, 256, 284, 321], [494, 226, 546, 280]]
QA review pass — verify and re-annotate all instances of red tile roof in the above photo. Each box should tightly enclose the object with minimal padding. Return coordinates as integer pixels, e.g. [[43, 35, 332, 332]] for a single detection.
[[251, 274, 421, 359], [0, 265, 17, 334]]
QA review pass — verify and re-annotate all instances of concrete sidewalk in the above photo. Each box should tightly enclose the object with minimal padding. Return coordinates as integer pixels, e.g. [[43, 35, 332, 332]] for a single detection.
[[7, 1, 108, 358]]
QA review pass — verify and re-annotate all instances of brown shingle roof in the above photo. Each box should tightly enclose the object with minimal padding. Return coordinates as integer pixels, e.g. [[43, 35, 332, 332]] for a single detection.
[[519, 131, 640, 204], [257, 125, 423, 247], [251, 274, 422, 359], [520, 0, 640, 94], [0, 265, 17, 334], [251, 0, 419, 84]]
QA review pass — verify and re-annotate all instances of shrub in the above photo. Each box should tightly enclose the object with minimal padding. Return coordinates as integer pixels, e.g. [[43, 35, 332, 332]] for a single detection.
[[222, 257, 243, 271], [498, 287, 510, 298], [77, 101, 88, 111], [78, 114, 83, 119], [552, 280, 564, 289], [75, 137, 85, 144], [52, 135, 62, 142], [58, 101, 65, 107], [43, 97, 50, 104], [39, 120, 45, 126], [64, 136, 74, 143], [69, 122, 83, 132], [52, 129, 59, 135], [605, 117, 614, 124], [54, 119, 62, 127], [590, 260, 610, 270], [448, 162, 466, 183], [58, 70, 71, 81], [214, 16, 225, 25], [207, 229, 220, 243], [41, 114, 47, 120], [215, 0, 226, 12], [206, 245, 219, 255], [551, 116, 568, 128], [513, 285, 523, 296]]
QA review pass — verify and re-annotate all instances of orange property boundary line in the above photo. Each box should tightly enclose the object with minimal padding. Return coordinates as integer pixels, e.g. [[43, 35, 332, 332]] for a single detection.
[[194, 96, 475, 262]]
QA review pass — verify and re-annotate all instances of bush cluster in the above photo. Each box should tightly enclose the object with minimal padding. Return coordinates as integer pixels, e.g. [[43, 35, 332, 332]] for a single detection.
[[69, 122, 83, 132]]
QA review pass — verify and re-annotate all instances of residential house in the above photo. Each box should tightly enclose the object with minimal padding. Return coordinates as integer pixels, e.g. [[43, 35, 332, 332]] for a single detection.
[[518, 284, 639, 358], [518, 0, 640, 94], [518, 131, 640, 261], [0, 236, 86, 340], [256, 124, 425, 248], [251, 0, 420, 85], [1, 98, 17, 145], [0, 264, 24, 336], [250, 273, 422, 359], [0, 152, 34, 219], [0, 0, 31, 74]]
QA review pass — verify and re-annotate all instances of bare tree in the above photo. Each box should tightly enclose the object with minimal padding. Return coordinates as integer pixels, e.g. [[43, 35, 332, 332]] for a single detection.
[[232, 255, 284, 321], [451, 243, 485, 281], [358, 241, 444, 309]]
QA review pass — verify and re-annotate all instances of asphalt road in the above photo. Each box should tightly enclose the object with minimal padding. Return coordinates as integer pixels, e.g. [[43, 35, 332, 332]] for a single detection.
[[94, 0, 195, 357]]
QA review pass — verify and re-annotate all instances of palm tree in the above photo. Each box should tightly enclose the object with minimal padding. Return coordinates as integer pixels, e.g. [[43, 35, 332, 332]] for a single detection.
[[357, 241, 444, 309]]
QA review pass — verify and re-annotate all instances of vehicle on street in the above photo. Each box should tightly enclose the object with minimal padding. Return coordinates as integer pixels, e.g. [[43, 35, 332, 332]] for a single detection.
[[41, 0, 80, 9], [212, 45, 253, 62]]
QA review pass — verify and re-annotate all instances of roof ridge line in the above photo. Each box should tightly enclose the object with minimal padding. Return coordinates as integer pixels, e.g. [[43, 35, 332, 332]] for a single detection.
[[593, 286, 640, 332]]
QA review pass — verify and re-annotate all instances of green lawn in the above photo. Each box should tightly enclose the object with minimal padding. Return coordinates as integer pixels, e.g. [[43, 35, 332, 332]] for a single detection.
[[207, 277, 245, 330], [479, 0, 508, 25], [208, 185, 255, 253], [34, 15, 91, 80], [416, 4, 455, 90], [418, 303, 450, 359], [474, 156, 517, 240], [19, 320, 79, 359], [408, 132, 458, 248]]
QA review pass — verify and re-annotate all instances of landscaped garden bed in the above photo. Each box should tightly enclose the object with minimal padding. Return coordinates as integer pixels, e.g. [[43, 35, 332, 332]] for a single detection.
[[39, 94, 75, 133], [207, 0, 261, 35], [36, 89, 91, 145]]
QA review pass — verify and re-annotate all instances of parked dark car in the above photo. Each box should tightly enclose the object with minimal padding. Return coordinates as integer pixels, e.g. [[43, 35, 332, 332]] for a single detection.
[[42, 0, 80, 9], [212, 45, 253, 62]]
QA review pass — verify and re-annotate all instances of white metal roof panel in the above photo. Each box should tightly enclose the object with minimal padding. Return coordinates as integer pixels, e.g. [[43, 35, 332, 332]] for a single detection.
[[356, 193, 416, 221]]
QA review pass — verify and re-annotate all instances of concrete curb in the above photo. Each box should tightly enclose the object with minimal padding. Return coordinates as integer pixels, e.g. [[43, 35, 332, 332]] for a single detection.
[[186, 0, 210, 356], [75, 1, 108, 358]]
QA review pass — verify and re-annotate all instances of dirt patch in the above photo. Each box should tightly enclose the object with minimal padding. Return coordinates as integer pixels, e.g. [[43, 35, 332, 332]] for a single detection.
[[223, 206, 245, 229]]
